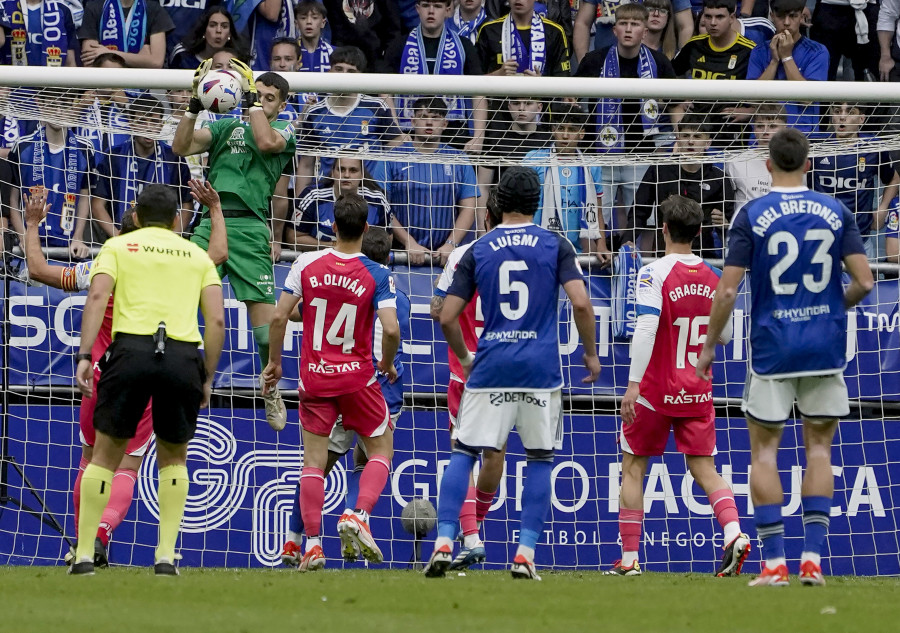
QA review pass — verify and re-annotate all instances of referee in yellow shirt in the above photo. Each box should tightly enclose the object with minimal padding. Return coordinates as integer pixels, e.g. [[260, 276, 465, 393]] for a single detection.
[[70, 184, 225, 577]]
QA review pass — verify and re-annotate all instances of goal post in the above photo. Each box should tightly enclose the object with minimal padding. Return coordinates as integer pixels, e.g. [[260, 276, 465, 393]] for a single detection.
[[0, 68, 898, 574]]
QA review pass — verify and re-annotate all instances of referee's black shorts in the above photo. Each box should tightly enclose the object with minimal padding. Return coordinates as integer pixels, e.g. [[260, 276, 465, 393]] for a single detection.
[[93, 334, 206, 444]]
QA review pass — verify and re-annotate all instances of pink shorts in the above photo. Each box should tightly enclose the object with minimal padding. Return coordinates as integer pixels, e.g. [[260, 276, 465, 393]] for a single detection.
[[299, 379, 389, 439], [621, 402, 716, 457], [80, 368, 153, 456], [447, 380, 465, 429]]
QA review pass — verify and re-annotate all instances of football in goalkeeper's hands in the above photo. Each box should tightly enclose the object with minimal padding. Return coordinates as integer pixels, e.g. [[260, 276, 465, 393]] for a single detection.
[[198, 70, 243, 113]]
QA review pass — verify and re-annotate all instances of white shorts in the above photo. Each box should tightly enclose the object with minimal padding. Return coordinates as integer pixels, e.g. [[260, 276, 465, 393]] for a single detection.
[[328, 412, 400, 456], [742, 372, 850, 426], [456, 389, 563, 452]]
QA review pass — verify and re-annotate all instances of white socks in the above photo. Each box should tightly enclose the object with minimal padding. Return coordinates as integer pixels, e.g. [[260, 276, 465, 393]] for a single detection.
[[723, 521, 742, 545], [801, 551, 821, 566], [463, 533, 482, 549]]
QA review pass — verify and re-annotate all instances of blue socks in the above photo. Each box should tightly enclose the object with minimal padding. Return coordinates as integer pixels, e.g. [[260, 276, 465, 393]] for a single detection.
[[289, 481, 304, 535], [436, 450, 478, 541], [802, 496, 831, 556], [519, 460, 553, 550], [345, 464, 363, 511], [754, 503, 785, 562]]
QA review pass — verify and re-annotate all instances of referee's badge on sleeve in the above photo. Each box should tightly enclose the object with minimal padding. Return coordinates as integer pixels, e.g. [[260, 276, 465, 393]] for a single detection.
[[389, 275, 396, 294]]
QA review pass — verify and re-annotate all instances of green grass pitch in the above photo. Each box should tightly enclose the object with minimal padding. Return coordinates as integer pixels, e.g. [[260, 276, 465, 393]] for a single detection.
[[3, 567, 899, 633]]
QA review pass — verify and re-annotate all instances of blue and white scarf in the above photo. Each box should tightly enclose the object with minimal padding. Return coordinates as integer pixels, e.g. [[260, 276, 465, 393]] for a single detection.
[[33, 126, 80, 196], [33, 125, 82, 233], [300, 37, 333, 72], [500, 11, 545, 74], [400, 26, 466, 121], [11, 0, 66, 66], [598, 44, 660, 152], [99, 0, 147, 53], [612, 243, 642, 340], [121, 138, 166, 222], [450, 4, 486, 44]]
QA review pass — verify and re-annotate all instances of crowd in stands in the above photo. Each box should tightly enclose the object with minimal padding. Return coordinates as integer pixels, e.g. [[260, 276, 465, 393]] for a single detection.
[[0, 0, 897, 264]]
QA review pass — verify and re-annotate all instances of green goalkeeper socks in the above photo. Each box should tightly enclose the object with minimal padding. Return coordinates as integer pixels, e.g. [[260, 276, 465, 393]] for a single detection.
[[155, 464, 189, 564], [75, 464, 114, 562], [252, 324, 270, 373]]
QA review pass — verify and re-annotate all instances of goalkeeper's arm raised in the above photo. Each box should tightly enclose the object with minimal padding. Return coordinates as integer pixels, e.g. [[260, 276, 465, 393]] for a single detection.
[[173, 59, 214, 157]]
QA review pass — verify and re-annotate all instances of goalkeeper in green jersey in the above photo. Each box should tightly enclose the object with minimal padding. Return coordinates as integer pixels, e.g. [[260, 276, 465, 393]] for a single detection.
[[173, 58, 296, 431]]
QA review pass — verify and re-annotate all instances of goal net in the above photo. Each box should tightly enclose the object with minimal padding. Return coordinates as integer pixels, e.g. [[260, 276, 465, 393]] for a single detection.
[[0, 68, 898, 574]]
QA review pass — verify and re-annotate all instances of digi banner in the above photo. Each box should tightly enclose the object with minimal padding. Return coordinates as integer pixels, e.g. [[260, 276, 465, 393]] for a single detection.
[[1, 407, 898, 575], [4, 266, 899, 401]]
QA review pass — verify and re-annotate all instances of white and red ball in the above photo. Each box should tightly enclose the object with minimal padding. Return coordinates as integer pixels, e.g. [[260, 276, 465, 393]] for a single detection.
[[198, 69, 243, 113]]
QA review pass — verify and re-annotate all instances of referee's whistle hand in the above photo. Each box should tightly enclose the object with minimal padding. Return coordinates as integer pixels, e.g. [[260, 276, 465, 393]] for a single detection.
[[76, 359, 93, 398]]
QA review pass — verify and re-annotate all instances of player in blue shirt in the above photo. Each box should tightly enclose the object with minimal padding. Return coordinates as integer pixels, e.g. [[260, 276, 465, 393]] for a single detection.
[[9, 92, 94, 256], [278, 227, 412, 566], [809, 102, 900, 258], [287, 156, 391, 249], [424, 166, 601, 580], [296, 46, 406, 192], [92, 94, 194, 237], [523, 102, 610, 260], [698, 129, 874, 587], [387, 97, 479, 266], [746, 0, 829, 136]]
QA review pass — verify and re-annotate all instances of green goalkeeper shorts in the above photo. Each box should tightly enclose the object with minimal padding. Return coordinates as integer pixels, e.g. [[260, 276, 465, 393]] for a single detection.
[[191, 216, 276, 305]]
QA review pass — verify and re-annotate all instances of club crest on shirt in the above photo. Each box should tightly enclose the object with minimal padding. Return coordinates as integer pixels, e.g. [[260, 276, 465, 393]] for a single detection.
[[599, 126, 618, 147], [360, 120, 369, 136], [859, 157, 866, 172], [227, 127, 247, 154], [728, 55, 737, 70]]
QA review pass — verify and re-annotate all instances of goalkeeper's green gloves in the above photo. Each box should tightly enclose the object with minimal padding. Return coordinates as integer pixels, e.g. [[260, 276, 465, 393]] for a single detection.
[[189, 58, 212, 114], [229, 58, 262, 109]]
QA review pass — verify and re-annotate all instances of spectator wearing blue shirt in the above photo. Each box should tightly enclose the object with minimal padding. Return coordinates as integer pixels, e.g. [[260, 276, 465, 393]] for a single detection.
[[747, 0, 829, 136], [296, 1, 331, 71], [0, 0, 78, 66], [809, 102, 900, 258], [523, 102, 610, 261], [296, 46, 407, 192], [388, 97, 479, 266], [287, 156, 391, 249]]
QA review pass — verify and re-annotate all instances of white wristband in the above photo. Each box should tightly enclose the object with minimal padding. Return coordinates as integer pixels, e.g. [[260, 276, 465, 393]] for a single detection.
[[780, 56, 793, 64], [183, 111, 198, 120], [249, 106, 264, 114], [458, 351, 475, 367]]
